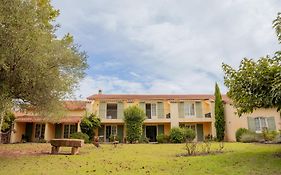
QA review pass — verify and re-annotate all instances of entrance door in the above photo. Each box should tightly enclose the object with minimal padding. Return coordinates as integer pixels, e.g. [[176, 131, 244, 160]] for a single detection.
[[196, 124, 204, 141], [106, 126, 111, 142], [25, 123, 33, 142], [146, 126, 157, 142], [55, 124, 62, 138]]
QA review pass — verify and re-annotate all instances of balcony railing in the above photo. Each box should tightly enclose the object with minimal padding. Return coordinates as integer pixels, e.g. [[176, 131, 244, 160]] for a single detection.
[[106, 110, 117, 119]]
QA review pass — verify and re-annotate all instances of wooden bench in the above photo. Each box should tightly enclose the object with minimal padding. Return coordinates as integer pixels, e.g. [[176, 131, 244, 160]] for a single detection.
[[50, 139, 84, 155]]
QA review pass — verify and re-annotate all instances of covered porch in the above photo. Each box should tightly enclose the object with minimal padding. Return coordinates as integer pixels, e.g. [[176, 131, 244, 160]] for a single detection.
[[10, 116, 81, 143]]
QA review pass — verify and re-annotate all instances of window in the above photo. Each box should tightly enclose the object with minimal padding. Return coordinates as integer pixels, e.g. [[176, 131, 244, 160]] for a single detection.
[[184, 103, 195, 117], [106, 103, 117, 119], [146, 103, 157, 119], [255, 117, 268, 132], [64, 124, 77, 138], [111, 125, 117, 136], [35, 124, 45, 139], [146, 104, 151, 119]]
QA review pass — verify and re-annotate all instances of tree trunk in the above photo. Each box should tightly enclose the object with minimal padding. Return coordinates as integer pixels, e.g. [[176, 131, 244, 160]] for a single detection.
[[0, 112, 5, 143]]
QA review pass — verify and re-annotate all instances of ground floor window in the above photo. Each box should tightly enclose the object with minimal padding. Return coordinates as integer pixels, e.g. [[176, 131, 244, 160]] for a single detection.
[[106, 125, 117, 141], [255, 117, 268, 132], [63, 124, 77, 138], [35, 123, 45, 139]]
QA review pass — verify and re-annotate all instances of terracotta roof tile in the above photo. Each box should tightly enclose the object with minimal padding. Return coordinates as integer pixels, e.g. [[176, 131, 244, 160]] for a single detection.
[[87, 94, 211, 100], [87, 94, 231, 102], [15, 115, 81, 123]]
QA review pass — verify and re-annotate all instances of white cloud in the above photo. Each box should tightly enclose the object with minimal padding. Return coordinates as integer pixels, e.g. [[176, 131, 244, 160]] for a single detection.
[[52, 0, 281, 98]]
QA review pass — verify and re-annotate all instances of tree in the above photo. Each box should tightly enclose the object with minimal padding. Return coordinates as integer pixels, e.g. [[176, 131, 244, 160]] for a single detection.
[[80, 114, 101, 141], [214, 83, 225, 141], [222, 13, 281, 116], [1, 111, 15, 132], [0, 0, 88, 140], [123, 106, 145, 143]]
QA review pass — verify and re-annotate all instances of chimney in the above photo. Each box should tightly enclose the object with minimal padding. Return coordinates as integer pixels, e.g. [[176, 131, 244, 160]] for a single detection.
[[98, 89, 102, 94]]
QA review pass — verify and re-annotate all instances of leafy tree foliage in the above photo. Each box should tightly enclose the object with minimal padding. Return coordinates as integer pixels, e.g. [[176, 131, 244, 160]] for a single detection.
[[1, 111, 15, 132], [123, 106, 145, 143], [214, 83, 225, 141], [80, 114, 101, 140], [222, 13, 281, 116], [0, 0, 87, 136]]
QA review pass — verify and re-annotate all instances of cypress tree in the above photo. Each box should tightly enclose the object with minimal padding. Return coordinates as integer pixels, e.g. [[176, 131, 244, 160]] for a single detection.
[[214, 83, 225, 141]]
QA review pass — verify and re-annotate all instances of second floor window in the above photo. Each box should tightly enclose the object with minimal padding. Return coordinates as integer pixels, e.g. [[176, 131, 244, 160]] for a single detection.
[[146, 103, 157, 119], [107, 103, 117, 119], [184, 103, 195, 117]]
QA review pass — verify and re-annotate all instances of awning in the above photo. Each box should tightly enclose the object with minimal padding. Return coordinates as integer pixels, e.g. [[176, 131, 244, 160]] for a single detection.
[[15, 116, 82, 123]]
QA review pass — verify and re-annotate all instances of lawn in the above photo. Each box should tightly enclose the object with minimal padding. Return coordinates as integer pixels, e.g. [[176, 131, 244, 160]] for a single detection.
[[0, 142, 280, 175]]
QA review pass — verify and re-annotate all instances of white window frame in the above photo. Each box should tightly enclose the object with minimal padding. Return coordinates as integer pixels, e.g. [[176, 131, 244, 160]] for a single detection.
[[35, 123, 45, 139], [184, 102, 195, 117], [106, 103, 118, 119], [254, 117, 268, 133], [111, 125, 117, 136], [63, 124, 77, 138], [146, 103, 157, 119]]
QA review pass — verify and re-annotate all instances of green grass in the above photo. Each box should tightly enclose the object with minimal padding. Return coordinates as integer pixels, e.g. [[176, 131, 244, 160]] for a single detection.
[[0, 142, 280, 175]]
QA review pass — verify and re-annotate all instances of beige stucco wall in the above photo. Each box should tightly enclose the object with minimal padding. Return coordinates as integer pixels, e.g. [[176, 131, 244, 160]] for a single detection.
[[66, 110, 86, 117], [10, 122, 26, 143], [164, 123, 171, 135], [224, 104, 281, 141]]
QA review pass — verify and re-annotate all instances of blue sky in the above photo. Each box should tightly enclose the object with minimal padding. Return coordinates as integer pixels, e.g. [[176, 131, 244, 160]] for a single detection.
[[52, 0, 280, 99]]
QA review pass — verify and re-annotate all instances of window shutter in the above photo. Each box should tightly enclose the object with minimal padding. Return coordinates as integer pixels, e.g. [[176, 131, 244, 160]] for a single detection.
[[157, 102, 164, 118], [178, 102, 184, 118], [99, 102, 106, 119], [139, 102, 145, 113], [117, 125, 124, 143], [117, 102, 124, 119], [195, 101, 202, 118], [157, 125, 164, 135], [98, 125, 104, 137], [247, 117, 255, 132], [267, 117, 276, 131]]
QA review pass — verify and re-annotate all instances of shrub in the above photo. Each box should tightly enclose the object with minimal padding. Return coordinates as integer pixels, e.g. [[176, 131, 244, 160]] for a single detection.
[[124, 106, 146, 143], [156, 134, 170, 143], [235, 128, 249, 142], [170, 127, 185, 143], [109, 134, 120, 142], [262, 130, 279, 141], [80, 114, 101, 141], [240, 132, 260, 143], [184, 128, 196, 142], [273, 135, 281, 143], [70, 132, 90, 143], [138, 135, 149, 143]]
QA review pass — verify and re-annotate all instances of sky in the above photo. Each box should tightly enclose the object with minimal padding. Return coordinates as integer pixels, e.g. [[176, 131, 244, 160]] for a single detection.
[[52, 0, 281, 99]]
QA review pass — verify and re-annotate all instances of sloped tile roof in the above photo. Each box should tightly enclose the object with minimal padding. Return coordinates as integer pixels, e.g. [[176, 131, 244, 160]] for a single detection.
[[87, 94, 230, 102], [15, 115, 81, 123]]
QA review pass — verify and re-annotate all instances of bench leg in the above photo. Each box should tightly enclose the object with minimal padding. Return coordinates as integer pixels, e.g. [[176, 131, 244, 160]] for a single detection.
[[71, 147, 79, 155], [51, 146, 60, 154]]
